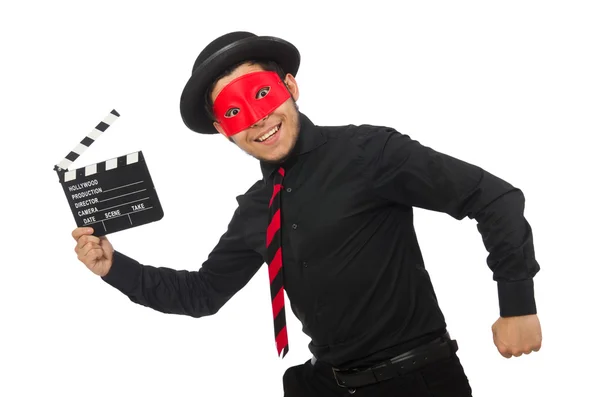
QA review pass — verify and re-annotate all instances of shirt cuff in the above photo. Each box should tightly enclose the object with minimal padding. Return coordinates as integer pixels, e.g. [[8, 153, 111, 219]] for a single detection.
[[101, 250, 142, 295], [497, 279, 537, 317]]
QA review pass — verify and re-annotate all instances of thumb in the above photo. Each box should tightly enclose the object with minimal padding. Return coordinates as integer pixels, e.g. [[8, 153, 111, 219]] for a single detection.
[[491, 319, 500, 339], [495, 339, 512, 358], [492, 326, 512, 359]]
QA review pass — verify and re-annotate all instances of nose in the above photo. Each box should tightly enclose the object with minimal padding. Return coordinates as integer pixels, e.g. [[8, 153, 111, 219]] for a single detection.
[[252, 114, 269, 127]]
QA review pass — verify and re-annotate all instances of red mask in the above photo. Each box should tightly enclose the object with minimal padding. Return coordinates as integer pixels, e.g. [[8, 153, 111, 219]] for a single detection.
[[213, 71, 291, 137]]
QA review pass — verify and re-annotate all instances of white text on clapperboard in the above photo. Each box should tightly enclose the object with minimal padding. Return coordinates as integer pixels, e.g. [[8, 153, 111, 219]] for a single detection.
[[68, 179, 146, 224]]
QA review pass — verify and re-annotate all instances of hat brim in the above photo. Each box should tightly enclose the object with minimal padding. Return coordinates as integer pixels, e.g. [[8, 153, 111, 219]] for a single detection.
[[180, 36, 300, 134]]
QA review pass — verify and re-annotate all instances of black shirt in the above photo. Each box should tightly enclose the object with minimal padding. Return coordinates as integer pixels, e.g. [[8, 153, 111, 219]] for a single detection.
[[102, 112, 540, 369]]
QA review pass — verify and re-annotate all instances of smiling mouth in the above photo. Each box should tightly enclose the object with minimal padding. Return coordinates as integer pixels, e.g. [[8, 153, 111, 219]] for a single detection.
[[256, 123, 281, 142]]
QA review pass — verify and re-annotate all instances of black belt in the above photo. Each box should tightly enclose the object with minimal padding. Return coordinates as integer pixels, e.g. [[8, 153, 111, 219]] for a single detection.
[[332, 333, 458, 390]]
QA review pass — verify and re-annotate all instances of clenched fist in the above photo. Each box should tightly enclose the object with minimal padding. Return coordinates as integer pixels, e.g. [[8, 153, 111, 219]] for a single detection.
[[72, 227, 114, 277], [492, 314, 542, 358]]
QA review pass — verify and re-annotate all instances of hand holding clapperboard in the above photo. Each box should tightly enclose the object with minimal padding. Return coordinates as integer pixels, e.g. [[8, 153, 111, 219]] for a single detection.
[[54, 110, 164, 236]]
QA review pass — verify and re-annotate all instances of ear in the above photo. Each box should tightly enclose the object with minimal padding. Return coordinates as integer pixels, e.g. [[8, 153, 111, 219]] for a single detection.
[[213, 121, 228, 138], [284, 73, 300, 102]]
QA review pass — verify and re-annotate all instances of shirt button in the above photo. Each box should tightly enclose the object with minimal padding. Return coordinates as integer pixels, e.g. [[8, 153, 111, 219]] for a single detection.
[[292, 224, 298, 229], [286, 187, 292, 192], [303, 261, 308, 267]]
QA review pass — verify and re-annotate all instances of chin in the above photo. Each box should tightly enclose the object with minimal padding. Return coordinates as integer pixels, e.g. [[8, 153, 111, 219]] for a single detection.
[[260, 149, 291, 164]]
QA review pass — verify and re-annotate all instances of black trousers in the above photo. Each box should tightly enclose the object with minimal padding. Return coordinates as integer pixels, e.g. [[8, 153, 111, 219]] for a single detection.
[[282, 351, 473, 396]]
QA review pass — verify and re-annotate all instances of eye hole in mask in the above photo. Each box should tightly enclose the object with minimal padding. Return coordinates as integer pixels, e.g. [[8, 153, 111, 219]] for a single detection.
[[225, 108, 240, 118], [256, 86, 270, 99]]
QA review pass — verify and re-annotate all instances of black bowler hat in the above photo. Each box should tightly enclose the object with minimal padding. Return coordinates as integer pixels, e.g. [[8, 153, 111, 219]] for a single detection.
[[179, 31, 301, 135]]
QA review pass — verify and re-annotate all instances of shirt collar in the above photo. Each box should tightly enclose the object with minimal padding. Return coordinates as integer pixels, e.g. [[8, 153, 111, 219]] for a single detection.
[[260, 112, 326, 181]]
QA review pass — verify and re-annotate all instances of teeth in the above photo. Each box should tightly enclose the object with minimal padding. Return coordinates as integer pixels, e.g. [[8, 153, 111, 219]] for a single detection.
[[258, 125, 279, 142]]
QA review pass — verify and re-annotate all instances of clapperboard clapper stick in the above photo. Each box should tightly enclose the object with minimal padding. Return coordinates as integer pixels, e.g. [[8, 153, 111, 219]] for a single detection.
[[54, 109, 164, 236]]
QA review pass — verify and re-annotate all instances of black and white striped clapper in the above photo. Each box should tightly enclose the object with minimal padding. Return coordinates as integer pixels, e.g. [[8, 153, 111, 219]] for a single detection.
[[54, 109, 164, 236]]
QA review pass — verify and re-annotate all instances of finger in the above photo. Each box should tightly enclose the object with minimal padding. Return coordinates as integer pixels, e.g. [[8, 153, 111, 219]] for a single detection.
[[80, 241, 101, 257], [83, 235, 101, 247], [76, 235, 101, 252], [72, 227, 94, 240], [75, 239, 90, 253], [72, 227, 86, 240], [75, 236, 88, 252], [87, 247, 104, 260], [78, 247, 103, 266]]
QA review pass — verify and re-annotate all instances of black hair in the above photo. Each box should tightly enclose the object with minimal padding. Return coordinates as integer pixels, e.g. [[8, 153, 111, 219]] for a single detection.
[[204, 59, 287, 122]]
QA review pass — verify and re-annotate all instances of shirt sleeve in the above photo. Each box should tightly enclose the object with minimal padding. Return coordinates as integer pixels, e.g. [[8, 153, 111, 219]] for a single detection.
[[362, 126, 540, 317], [100, 200, 265, 318]]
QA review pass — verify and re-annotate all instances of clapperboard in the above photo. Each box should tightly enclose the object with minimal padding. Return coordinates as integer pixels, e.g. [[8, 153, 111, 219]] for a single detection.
[[54, 110, 164, 236]]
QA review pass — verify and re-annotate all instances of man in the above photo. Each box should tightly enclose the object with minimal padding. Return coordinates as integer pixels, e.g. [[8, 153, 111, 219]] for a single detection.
[[72, 32, 542, 396]]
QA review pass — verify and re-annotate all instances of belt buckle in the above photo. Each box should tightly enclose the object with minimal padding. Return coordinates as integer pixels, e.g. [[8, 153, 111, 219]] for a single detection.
[[332, 368, 357, 394], [333, 367, 367, 395], [331, 367, 346, 388]]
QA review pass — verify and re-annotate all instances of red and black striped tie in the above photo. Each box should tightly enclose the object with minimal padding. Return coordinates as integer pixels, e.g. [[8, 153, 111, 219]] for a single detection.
[[267, 166, 289, 358]]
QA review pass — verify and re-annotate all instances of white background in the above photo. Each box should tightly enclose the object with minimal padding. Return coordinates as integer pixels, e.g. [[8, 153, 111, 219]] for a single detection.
[[1, 1, 598, 396]]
